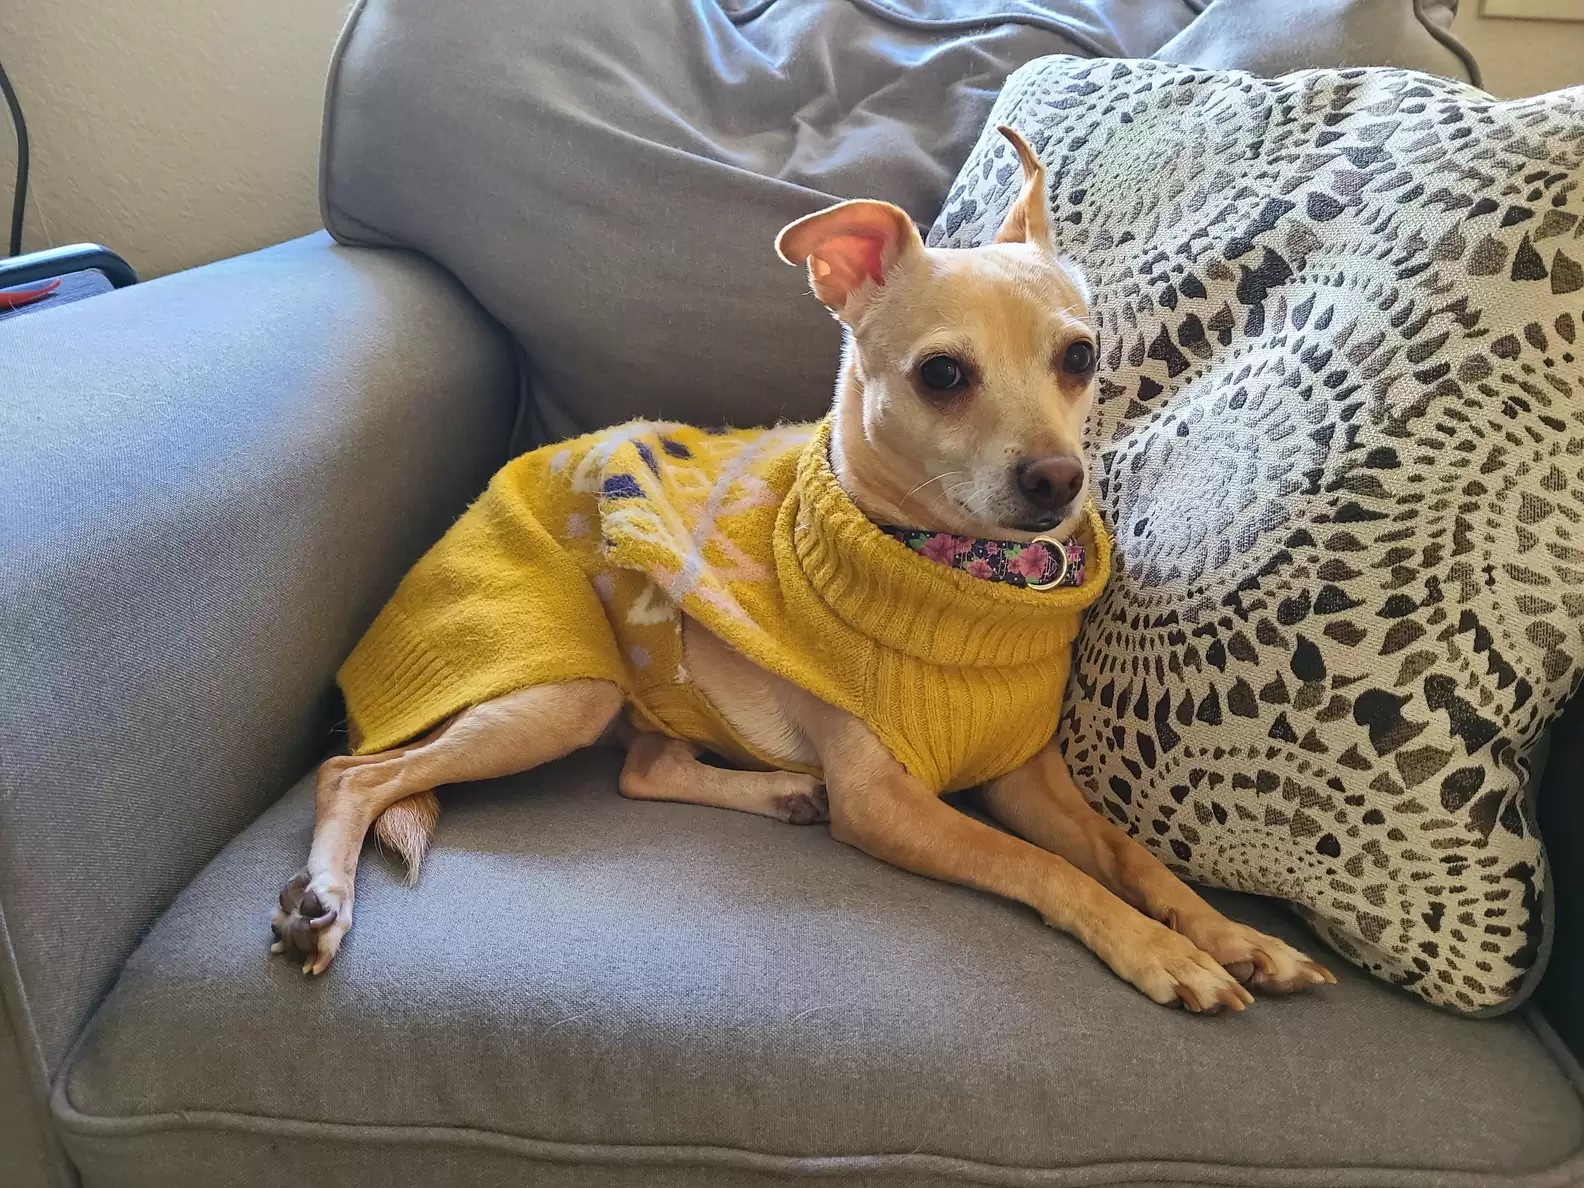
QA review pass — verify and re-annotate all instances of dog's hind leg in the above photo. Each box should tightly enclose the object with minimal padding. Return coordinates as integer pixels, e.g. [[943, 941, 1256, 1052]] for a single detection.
[[982, 742, 1335, 995], [271, 678, 623, 974], [618, 732, 828, 824]]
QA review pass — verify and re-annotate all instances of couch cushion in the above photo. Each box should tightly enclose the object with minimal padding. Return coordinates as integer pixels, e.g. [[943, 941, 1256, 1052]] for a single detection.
[[57, 752, 1584, 1187]]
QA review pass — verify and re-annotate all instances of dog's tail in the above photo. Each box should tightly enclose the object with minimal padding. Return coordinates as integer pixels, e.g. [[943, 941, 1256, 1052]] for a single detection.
[[375, 791, 440, 884]]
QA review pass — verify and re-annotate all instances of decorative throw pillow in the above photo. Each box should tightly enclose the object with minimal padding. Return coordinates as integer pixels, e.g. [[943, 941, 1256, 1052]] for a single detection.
[[930, 58, 1584, 1013]]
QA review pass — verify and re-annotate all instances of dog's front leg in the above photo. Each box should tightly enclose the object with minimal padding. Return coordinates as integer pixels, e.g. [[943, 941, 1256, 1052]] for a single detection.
[[813, 717, 1252, 1013], [982, 743, 1334, 994]]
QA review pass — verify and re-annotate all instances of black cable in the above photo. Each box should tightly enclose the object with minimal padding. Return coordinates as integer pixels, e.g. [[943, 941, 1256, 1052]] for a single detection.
[[0, 59, 28, 258]]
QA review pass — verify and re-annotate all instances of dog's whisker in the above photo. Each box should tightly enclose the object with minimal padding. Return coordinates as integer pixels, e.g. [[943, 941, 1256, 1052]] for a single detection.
[[943, 478, 989, 522], [898, 470, 965, 519]]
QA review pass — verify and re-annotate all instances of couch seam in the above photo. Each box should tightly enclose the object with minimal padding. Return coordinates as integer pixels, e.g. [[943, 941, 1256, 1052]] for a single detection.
[[319, 0, 371, 246], [1414, 0, 1482, 88], [48, 1086, 1584, 1188], [322, 201, 393, 249], [0, 902, 80, 1188], [1526, 1005, 1584, 1096]]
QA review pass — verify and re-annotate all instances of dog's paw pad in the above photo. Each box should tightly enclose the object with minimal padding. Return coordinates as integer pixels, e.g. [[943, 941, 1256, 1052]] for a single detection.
[[775, 784, 829, 825], [270, 869, 349, 974]]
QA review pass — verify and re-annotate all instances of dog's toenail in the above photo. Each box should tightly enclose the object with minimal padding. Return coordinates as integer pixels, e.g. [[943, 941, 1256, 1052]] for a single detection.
[[280, 872, 309, 911]]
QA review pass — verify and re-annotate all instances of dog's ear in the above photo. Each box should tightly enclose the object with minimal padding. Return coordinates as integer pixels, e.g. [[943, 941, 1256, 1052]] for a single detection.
[[776, 200, 923, 317], [993, 125, 1054, 253]]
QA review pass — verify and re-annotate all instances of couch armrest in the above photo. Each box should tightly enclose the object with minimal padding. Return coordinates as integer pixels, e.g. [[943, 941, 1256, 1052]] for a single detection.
[[0, 233, 517, 1186], [1538, 700, 1584, 1060]]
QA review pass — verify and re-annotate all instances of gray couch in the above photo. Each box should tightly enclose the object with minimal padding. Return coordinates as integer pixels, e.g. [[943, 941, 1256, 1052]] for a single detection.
[[2, 2, 1580, 1186]]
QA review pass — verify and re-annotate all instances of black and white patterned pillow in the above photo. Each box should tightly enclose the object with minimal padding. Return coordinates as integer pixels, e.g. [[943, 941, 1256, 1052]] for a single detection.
[[931, 59, 1584, 1013]]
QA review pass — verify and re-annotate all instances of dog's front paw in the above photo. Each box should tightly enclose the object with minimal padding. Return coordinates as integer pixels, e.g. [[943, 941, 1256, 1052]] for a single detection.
[[1107, 922, 1255, 1014], [1170, 911, 1336, 995], [270, 869, 352, 976]]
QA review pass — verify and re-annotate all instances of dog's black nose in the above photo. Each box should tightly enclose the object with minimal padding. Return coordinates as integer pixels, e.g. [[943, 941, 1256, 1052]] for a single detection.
[[1016, 455, 1084, 513]]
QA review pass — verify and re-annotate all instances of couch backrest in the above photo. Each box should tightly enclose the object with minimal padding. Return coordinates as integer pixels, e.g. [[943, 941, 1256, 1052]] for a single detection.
[[317, 0, 1202, 439]]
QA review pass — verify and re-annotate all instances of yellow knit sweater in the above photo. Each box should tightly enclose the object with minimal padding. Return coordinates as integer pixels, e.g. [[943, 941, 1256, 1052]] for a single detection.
[[338, 420, 1112, 793]]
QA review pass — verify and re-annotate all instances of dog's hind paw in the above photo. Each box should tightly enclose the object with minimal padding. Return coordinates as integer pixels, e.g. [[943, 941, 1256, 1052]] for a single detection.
[[775, 783, 829, 825], [270, 869, 352, 976]]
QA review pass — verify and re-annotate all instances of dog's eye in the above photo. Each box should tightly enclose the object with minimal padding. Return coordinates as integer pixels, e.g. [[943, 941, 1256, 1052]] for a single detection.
[[1061, 340, 1096, 375], [918, 355, 968, 392]]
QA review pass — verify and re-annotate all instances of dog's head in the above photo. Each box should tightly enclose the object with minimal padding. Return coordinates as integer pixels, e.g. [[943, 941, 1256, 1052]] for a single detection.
[[778, 126, 1096, 541]]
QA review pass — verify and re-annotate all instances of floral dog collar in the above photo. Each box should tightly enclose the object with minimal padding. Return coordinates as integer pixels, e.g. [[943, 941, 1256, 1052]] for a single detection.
[[882, 526, 1086, 590]]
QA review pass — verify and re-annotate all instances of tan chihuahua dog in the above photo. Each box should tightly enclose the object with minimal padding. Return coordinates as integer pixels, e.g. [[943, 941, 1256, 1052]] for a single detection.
[[273, 128, 1333, 1011]]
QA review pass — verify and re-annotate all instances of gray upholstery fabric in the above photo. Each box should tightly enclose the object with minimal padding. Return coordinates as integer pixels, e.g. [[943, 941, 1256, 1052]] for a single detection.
[[321, 0, 1199, 437], [0, 234, 517, 1183], [59, 755, 1584, 1187], [1154, 0, 1479, 83]]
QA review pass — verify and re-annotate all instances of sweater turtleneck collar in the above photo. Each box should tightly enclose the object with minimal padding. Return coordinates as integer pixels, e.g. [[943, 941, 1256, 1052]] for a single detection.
[[777, 419, 1111, 669]]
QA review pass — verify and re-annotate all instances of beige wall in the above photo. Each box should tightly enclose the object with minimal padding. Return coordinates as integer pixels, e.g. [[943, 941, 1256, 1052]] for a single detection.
[[0, 0, 352, 279], [1452, 3, 1584, 97]]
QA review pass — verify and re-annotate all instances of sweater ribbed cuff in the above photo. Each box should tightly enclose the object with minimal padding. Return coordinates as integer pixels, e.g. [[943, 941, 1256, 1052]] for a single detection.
[[337, 607, 467, 755]]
